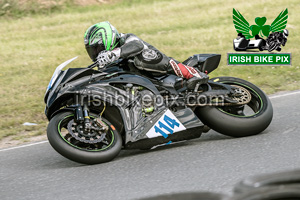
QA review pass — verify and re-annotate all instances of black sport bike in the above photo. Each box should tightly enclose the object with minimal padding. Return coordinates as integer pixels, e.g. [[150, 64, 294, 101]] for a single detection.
[[44, 54, 273, 164]]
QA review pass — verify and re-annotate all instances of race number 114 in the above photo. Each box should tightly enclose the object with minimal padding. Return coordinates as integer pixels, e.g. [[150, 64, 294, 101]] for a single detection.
[[154, 115, 180, 138]]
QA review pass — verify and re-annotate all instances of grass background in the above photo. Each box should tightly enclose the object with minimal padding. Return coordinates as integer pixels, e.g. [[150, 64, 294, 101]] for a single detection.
[[0, 0, 299, 144]]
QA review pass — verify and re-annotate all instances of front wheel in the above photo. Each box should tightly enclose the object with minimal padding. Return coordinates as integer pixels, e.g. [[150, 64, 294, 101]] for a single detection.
[[268, 41, 278, 52], [195, 77, 273, 137], [47, 111, 122, 164]]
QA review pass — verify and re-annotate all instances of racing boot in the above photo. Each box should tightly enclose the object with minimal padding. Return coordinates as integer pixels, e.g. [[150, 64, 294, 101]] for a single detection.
[[169, 59, 209, 89]]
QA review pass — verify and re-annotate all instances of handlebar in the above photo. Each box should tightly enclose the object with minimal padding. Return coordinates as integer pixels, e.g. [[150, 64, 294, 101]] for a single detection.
[[87, 59, 124, 70], [87, 61, 99, 69]]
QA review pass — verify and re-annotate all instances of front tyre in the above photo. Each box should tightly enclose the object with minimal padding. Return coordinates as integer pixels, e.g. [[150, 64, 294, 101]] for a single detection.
[[195, 77, 273, 137], [47, 111, 122, 164]]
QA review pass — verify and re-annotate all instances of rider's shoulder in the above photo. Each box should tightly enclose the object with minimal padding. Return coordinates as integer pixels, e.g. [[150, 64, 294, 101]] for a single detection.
[[121, 33, 143, 44]]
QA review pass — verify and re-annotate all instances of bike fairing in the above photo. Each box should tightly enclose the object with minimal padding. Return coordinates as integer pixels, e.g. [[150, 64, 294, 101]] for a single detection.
[[44, 53, 273, 164]]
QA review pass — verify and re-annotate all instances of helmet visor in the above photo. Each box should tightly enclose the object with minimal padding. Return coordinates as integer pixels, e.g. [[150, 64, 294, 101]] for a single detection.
[[85, 43, 105, 61]]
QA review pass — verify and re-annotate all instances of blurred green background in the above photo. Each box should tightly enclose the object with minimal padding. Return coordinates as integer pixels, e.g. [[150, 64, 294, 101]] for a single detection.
[[0, 0, 299, 145]]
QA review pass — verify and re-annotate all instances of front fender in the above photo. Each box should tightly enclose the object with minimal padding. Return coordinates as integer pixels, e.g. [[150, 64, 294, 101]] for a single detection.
[[50, 106, 77, 120]]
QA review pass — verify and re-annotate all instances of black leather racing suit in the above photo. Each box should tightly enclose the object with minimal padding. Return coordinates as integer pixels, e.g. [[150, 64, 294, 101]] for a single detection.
[[116, 33, 202, 79]]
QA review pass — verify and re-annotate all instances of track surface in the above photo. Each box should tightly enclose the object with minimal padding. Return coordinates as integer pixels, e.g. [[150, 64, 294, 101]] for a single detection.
[[1, 91, 300, 200]]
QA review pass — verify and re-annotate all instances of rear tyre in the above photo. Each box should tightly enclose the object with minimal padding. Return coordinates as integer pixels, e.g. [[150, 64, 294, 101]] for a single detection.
[[47, 111, 122, 164], [195, 77, 273, 137]]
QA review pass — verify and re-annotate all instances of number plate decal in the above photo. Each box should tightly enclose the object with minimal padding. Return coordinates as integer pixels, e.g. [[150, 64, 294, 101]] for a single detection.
[[146, 110, 186, 138]]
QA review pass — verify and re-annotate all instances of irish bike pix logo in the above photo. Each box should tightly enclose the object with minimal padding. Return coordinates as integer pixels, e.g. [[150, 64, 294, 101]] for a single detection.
[[228, 8, 291, 66]]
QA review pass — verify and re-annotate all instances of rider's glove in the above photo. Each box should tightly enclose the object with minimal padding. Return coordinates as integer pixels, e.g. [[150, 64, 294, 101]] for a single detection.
[[97, 48, 121, 68]]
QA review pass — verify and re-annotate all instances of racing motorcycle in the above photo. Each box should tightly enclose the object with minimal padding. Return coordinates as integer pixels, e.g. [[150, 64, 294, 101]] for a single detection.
[[44, 54, 273, 164]]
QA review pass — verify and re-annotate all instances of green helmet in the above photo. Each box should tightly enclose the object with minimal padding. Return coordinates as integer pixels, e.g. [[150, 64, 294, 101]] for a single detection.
[[84, 21, 120, 61]]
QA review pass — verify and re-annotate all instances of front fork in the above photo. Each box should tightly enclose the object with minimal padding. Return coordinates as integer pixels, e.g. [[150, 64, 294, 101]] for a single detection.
[[75, 104, 91, 131], [83, 104, 92, 131], [74, 102, 109, 133]]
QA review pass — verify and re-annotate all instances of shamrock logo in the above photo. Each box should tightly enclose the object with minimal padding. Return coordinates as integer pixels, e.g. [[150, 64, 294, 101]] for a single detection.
[[250, 17, 271, 37], [233, 8, 288, 39]]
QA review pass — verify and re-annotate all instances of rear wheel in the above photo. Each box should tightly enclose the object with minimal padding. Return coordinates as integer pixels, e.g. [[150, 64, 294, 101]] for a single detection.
[[195, 77, 273, 137], [47, 111, 122, 164]]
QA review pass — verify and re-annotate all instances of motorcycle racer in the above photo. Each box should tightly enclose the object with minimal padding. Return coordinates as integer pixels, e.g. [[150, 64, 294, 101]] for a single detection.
[[84, 21, 209, 89], [265, 29, 289, 52]]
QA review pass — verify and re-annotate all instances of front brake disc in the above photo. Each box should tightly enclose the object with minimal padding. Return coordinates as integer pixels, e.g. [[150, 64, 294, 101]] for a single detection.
[[67, 119, 106, 144]]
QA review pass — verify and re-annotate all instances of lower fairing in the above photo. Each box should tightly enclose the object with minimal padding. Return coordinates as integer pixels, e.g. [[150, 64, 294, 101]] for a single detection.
[[125, 107, 203, 149]]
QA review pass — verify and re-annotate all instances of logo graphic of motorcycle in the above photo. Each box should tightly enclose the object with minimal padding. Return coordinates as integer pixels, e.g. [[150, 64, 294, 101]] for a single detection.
[[232, 8, 289, 52]]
